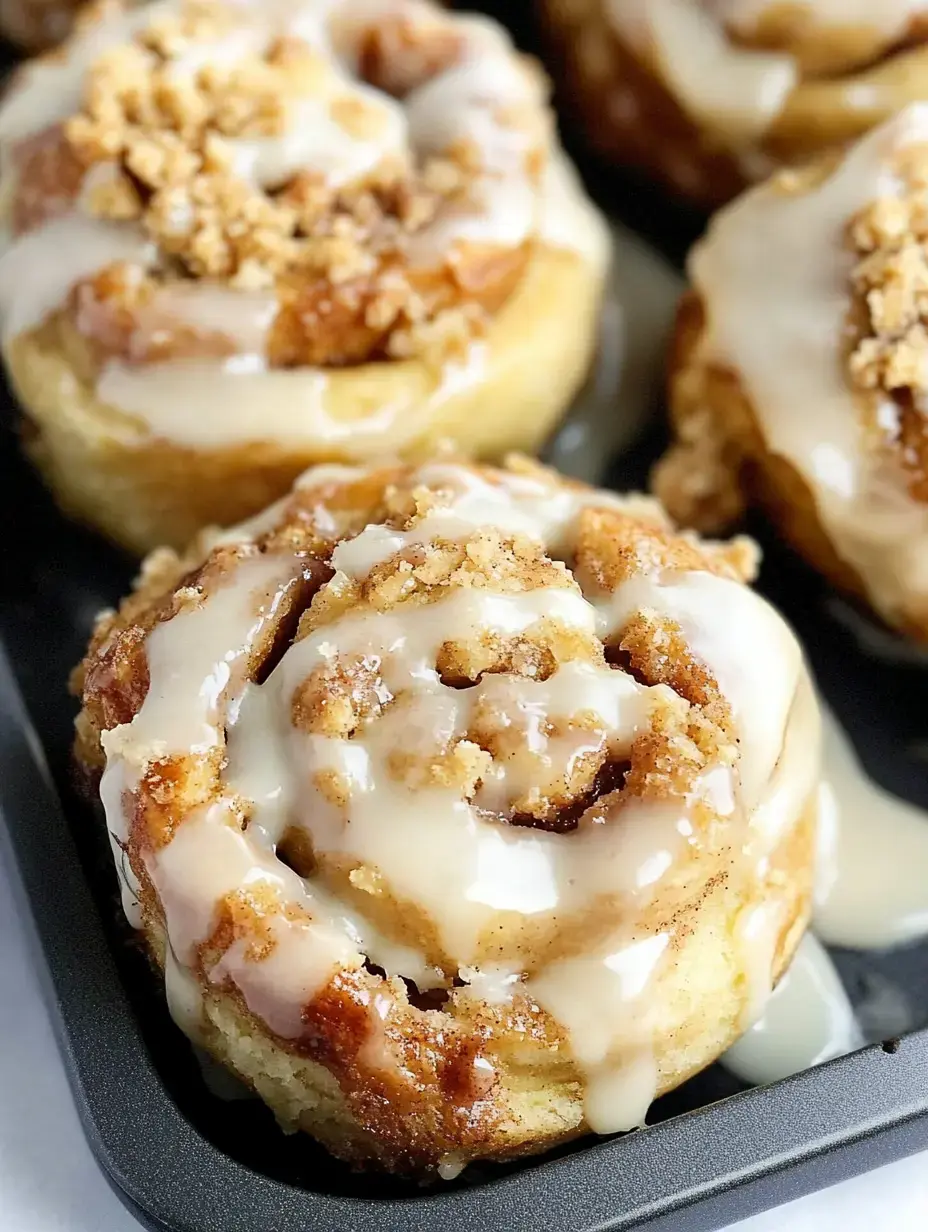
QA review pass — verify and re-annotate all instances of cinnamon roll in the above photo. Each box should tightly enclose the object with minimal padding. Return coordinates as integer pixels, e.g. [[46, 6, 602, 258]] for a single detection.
[[74, 456, 819, 1175], [540, 0, 928, 205], [657, 105, 928, 640], [0, 0, 609, 554]]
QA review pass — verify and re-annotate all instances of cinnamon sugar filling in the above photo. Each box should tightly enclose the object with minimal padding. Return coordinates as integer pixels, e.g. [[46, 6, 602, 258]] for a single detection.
[[78, 459, 817, 1157], [848, 142, 928, 502], [4, 0, 553, 370]]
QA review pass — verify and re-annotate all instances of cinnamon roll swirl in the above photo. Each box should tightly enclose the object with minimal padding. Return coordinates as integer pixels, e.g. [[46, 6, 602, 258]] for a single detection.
[[74, 456, 819, 1175], [540, 0, 928, 205], [657, 106, 928, 640], [0, 0, 609, 553]]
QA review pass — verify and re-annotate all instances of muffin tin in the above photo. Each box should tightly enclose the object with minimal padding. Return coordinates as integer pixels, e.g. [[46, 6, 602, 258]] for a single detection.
[[2, 5, 928, 1230]]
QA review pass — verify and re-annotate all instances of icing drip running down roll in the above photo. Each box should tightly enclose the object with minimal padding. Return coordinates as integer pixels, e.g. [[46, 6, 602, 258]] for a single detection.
[[657, 105, 928, 641], [720, 933, 861, 1087], [540, 0, 928, 204], [815, 706, 928, 951], [720, 704, 928, 1089], [0, 0, 610, 554], [73, 456, 820, 1176]]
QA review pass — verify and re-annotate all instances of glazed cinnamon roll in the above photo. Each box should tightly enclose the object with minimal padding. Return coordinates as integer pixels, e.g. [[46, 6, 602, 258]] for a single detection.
[[0, 0, 609, 554], [657, 105, 928, 640], [540, 0, 928, 205], [74, 456, 819, 1175]]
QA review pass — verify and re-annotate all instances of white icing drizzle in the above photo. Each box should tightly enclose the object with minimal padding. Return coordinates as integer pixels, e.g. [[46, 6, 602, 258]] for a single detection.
[[93, 347, 486, 451], [0, 215, 158, 344], [607, 0, 796, 141], [0, 0, 605, 445], [815, 705, 928, 950], [99, 757, 143, 930], [0, 2, 158, 150], [723, 697, 928, 1091], [85, 148, 602, 450], [97, 461, 817, 1138], [99, 552, 364, 1036], [732, 898, 787, 1033], [437, 1154, 466, 1181], [708, 0, 922, 40], [226, 83, 408, 191], [401, 21, 544, 261], [109, 553, 308, 758], [329, 460, 630, 575], [131, 283, 280, 358], [721, 934, 861, 1086], [149, 800, 360, 1038], [648, 0, 796, 141], [607, 0, 921, 146], [528, 932, 669, 1133], [594, 568, 805, 806], [692, 106, 928, 632]]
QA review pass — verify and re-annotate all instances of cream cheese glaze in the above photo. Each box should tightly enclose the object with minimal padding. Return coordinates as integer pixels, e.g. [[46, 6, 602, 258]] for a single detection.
[[815, 706, 928, 950], [691, 105, 928, 632], [0, 0, 609, 452], [606, 1, 924, 144], [96, 461, 818, 1138], [708, 0, 922, 37], [606, 0, 795, 141], [82, 155, 607, 453], [720, 700, 928, 1090], [721, 933, 861, 1086]]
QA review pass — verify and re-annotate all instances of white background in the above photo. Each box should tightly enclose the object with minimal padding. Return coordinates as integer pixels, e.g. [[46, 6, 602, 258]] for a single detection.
[[2, 847, 927, 1232]]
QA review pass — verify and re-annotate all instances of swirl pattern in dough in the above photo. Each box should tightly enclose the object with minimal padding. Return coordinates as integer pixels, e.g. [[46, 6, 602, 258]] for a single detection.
[[541, 0, 928, 204], [0, 0, 609, 552], [658, 105, 928, 640], [74, 456, 819, 1175]]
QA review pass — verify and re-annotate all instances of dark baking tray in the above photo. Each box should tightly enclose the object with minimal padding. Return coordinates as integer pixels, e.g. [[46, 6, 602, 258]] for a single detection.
[[4, 385, 928, 1232], [3, 6, 928, 1230]]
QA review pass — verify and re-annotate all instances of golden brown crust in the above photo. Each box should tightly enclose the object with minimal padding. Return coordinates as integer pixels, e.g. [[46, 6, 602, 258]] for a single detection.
[[7, 2, 545, 369], [539, 0, 746, 206], [10, 232, 607, 554], [3, 1, 609, 553], [73, 458, 816, 1174], [657, 291, 928, 635], [846, 149, 928, 502], [659, 129, 928, 640], [539, 0, 928, 206]]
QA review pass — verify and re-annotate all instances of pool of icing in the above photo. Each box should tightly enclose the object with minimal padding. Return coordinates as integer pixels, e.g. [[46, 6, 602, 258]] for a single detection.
[[1, 208, 926, 1191]]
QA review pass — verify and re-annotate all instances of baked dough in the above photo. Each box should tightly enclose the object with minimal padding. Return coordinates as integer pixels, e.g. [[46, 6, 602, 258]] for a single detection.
[[74, 456, 819, 1175], [540, 0, 928, 205], [0, 0, 610, 553], [657, 106, 928, 639]]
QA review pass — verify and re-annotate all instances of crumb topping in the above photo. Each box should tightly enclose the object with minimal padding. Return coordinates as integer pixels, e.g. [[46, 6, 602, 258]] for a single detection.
[[9, 0, 550, 368], [73, 460, 789, 1171], [80, 460, 746, 841], [848, 144, 928, 500], [651, 404, 750, 536]]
